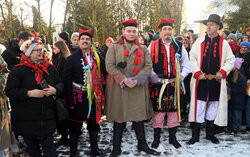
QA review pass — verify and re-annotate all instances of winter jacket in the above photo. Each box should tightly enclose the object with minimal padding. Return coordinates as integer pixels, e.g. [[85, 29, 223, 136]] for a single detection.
[[243, 52, 250, 79], [100, 44, 109, 81], [227, 67, 247, 110], [52, 54, 66, 79], [1, 39, 22, 70], [69, 44, 79, 54], [228, 41, 240, 55], [5, 65, 63, 137]]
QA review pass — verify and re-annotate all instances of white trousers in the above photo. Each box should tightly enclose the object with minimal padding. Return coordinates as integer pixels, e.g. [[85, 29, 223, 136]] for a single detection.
[[196, 100, 219, 123]]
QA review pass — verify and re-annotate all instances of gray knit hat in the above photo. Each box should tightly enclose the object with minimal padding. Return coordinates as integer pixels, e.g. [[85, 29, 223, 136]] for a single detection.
[[20, 40, 43, 57], [71, 32, 79, 41], [227, 33, 236, 42]]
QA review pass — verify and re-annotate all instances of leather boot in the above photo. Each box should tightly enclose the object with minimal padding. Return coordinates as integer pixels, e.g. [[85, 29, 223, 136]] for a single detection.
[[89, 131, 103, 156], [151, 128, 161, 149], [206, 120, 219, 144], [109, 122, 126, 157], [133, 122, 160, 155], [69, 134, 78, 157], [169, 127, 181, 149], [187, 122, 201, 145]]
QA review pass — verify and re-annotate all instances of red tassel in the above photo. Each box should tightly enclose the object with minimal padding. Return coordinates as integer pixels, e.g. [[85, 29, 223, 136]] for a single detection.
[[134, 57, 141, 65], [155, 89, 158, 96], [164, 70, 167, 76], [134, 66, 139, 75], [124, 49, 129, 56], [151, 91, 154, 98]]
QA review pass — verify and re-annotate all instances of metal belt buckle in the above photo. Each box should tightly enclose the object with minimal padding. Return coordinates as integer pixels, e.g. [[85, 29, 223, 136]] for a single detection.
[[163, 79, 170, 84], [157, 78, 162, 83]]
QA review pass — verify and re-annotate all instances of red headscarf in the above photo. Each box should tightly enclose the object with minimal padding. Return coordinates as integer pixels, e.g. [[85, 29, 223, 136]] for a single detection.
[[16, 55, 52, 84]]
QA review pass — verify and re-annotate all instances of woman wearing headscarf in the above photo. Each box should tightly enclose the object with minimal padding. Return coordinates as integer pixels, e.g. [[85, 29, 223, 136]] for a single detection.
[[5, 39, 63, 157]]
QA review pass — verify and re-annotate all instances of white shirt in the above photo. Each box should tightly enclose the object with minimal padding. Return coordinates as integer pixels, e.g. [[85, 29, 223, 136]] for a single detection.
[[148, 40, 192, 78], [85, 51, 92, 67]]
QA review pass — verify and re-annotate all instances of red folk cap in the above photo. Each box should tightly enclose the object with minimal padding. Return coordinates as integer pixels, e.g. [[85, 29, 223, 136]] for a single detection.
[[79, 28, 93, 39], [121, 19, 139, 28], [157, 18, 175, 29]]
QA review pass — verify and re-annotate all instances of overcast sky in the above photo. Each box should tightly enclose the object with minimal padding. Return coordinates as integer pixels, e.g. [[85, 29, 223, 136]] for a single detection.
[[11, 0, 211, 26]]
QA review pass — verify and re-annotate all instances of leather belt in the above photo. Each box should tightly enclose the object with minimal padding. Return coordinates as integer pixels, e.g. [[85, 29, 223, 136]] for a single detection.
[[205, 74, 217, 80], [157, 78, 175, 108]]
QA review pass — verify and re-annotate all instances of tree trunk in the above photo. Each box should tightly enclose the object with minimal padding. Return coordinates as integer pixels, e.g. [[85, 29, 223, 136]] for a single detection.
[[35, 0, 41, 33], [48, 0, 54, 44], [63, 0, 69, 31]]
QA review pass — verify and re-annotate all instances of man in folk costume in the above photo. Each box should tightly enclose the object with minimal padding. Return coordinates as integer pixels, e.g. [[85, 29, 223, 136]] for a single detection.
[[188, 14, 235, 144], [149, 18, 192, 149], [63, 29, 105, 157], [105, 19, 159, 156]]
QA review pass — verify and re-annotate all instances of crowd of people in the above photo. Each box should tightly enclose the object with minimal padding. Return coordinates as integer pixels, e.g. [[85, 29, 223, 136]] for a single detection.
[[0, 13, 249, 157]]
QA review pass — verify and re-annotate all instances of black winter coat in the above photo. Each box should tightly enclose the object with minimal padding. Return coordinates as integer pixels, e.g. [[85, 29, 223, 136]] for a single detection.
[[5, 65, 63, 137], [1, 39, 22, 70], [53, 54, 66, 79], [63, 48, 101, 121], [69, 44, 79, 54], [243, 52, 250, 79]]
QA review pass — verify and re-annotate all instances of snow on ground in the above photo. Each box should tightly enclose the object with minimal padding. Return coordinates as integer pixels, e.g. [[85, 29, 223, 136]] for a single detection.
[[57, 116, 250, 157]]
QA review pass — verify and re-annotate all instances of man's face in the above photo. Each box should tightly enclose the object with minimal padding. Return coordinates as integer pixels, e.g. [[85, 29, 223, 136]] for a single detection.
[[79, 35, 92, 50], [122, 26, 138, 42], [240, 45, 248, 54], [71, 36, 79, 46], [160, 25, 173, 41], [206, 22, 220, 36]]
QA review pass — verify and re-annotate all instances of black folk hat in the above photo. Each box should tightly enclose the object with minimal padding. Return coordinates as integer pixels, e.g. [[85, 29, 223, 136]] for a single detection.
[[202, 14, 223, 30]]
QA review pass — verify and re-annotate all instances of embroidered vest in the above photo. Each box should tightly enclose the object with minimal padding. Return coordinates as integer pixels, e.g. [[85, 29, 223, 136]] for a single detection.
[[151, 39, 182, 79]]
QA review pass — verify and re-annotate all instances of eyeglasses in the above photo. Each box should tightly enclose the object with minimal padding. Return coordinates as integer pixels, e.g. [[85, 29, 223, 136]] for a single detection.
[[241, 46, 248, 49], [32, 48, 44, 52]]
